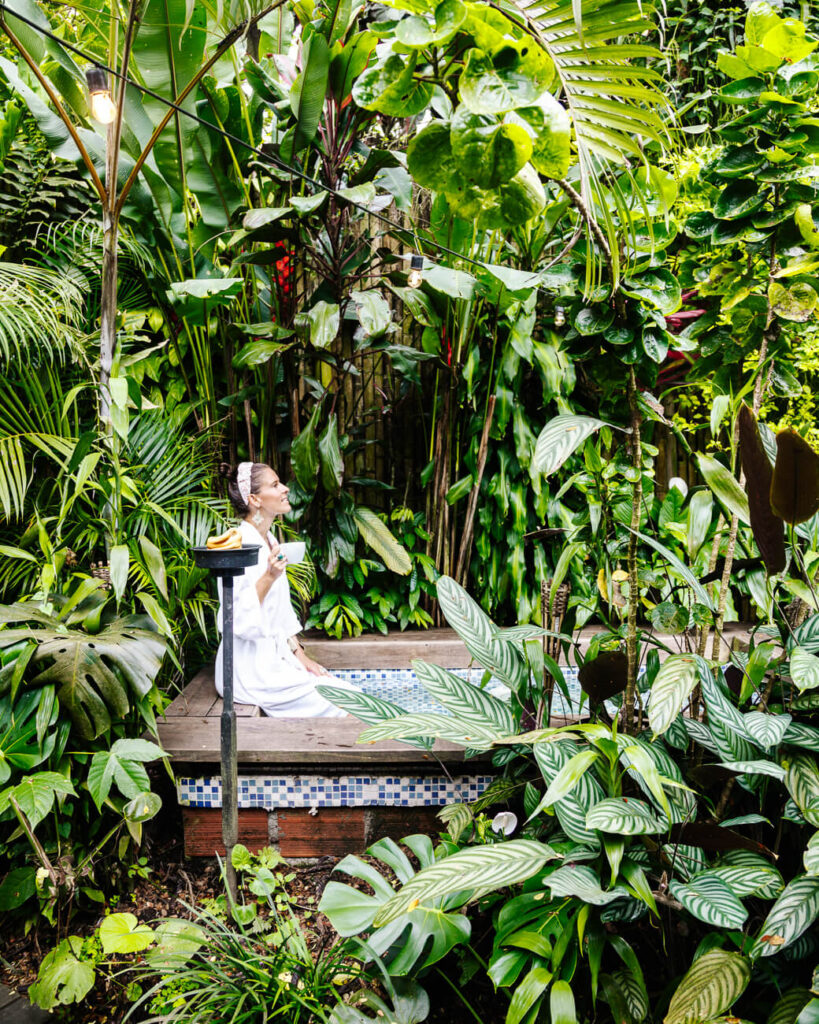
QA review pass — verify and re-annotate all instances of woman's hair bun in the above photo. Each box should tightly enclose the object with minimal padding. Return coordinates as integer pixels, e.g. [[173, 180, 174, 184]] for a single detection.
[[218, 462, 234, 480]]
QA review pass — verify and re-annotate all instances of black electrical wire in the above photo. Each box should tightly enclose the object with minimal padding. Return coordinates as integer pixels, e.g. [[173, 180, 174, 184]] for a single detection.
[[0, 0, 513, 276]]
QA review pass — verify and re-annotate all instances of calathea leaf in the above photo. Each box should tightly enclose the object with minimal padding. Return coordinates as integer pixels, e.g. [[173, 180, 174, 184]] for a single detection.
[[533, 415, 610, 477], [669, 874, 748, 929], [785, 754, 819, 826], [751, 874, 819, 958], [789, 647, 819, 691], [545, 864, 628, 905], [586, 797, 664, 835], [534, 741, 604, 848], [648, 654, 698, 737], [411, 659, 514, 733], [665, 951, 751, 1024], [436, 575, 525, 690], [372, 840, 559, 926], [766, 989, 812, 1024], [742, 711, 792, 749]]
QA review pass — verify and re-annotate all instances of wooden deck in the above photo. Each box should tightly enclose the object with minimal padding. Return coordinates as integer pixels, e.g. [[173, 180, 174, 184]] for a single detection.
[[157, 625, 754, 770], [158, 666, 486, 769]]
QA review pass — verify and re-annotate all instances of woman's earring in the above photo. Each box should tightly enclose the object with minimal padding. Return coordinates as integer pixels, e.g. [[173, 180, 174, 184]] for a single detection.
[[252, 507, 264, 526]]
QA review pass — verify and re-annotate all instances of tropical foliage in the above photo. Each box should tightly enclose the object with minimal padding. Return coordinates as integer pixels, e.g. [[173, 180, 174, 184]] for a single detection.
[[3, 0, 819, 1021]]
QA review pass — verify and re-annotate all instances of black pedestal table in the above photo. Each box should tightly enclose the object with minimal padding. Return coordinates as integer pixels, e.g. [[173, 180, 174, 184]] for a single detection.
[[191, 544, 260, 903]]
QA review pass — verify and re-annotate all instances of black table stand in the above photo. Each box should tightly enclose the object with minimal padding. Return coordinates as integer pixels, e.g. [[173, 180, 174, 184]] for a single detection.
[[192, 545, 260, 904]]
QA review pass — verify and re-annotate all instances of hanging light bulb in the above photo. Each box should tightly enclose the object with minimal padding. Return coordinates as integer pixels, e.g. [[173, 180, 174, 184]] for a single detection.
[[554, 305, 566, 327], [86, 66, 117, 125], [407, 254, 424, 289]]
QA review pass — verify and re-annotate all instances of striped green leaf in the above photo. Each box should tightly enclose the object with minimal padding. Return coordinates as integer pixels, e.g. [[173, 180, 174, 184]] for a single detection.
[[412, 659, 514, 733], [719, 851, 784, 898], [316, 685, 433, 750], [534, 741, 604, 846], [743, 712, 792, 750], [665, 951, 751, 1024], [586, 797, 664, 835], [372, 840, 559, 926], [669, 874, 748, 929], [609, 968, 648, 1023], [719, 760, 786, 780], [546, 864, 629, 905], [436, 576, 524, 690], [767, 988, 812, 1024], [804, 833, 819, 875], [790, 647, 819, 692], [706, 864, 783, 897], [663, 844, 709, 881], [684, 718, 722, 755], [648, 655, 699, 738], [697, 658, 759, 762], [751, 874, 819, 958], [784, 722, 819, 752], [785, 754, 819, 827], [357, 712, 499, 748], [532, 415, 606, 477], [535, 749, 600, 811]]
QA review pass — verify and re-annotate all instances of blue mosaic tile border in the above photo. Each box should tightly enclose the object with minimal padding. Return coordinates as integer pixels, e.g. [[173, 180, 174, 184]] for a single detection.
[[178, 774, 496, 809]]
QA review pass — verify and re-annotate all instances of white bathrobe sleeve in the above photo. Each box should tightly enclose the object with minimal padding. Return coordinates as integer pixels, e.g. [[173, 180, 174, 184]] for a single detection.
[[217, 560, 268, 641], [270, 573, 303, 637]]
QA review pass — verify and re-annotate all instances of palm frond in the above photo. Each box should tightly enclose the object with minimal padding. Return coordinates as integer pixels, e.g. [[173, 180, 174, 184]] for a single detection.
[[0, 261, 85, 362], [505, 0, 672, 287]]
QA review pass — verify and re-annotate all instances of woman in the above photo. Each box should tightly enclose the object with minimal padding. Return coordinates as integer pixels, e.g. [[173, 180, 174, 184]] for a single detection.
[[214, 461, 354, 717]]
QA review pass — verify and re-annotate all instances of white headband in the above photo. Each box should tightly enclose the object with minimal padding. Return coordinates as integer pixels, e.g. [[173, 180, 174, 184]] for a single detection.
[[236, 462, 253, 505]]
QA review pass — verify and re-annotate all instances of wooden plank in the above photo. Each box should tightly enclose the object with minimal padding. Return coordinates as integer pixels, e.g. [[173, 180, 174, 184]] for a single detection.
[[208, 699, 262, 719], [164, 668, 219, 718], [157, 716, 491, 766]]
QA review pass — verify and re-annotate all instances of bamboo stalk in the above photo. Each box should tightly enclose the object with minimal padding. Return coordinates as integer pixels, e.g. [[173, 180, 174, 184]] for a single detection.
[[455, 396, 496, 586]]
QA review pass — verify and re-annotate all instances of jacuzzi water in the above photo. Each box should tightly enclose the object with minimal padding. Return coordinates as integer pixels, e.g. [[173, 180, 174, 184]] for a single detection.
[[176, 666, 586, 811], [331, 665, 584, 717]]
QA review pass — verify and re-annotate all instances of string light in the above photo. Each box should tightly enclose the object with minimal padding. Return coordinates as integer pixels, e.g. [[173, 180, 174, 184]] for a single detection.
[[407, 254, 424, 289], [85, 66, 116, 125], [554, 306, 566, 327]]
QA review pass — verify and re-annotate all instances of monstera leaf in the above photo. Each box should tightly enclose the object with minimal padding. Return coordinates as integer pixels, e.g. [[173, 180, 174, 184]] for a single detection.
[[319, 835, 471, 975], [0, 612, 165, 741]]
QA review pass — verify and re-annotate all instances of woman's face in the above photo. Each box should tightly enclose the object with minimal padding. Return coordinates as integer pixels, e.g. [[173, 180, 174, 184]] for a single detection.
[[252, 467, 290, 517]]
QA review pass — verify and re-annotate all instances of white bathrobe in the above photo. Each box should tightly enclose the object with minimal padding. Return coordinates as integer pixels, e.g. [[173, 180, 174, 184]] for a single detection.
[[214, 520, 353, 718]]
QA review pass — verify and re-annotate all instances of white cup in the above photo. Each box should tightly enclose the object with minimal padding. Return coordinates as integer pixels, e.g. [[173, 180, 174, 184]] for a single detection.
[[279, 541, 306, 564]]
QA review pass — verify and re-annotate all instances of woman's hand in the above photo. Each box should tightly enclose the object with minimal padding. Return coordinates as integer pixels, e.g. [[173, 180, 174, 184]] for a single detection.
[[264, 541, 288, 581], [295, 648, 330, 676]]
